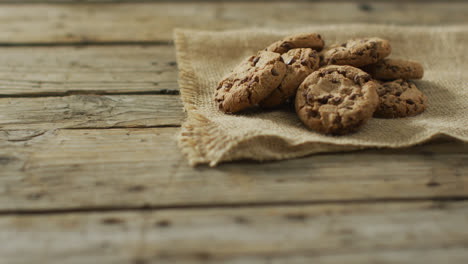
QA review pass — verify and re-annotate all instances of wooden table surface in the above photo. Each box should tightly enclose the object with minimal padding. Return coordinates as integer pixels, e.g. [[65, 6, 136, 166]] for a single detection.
[[1, 1, 467, 263]]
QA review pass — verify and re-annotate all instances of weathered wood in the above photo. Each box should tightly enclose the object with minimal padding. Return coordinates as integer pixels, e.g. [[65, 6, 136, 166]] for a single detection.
[[0, 94, 184, 129], [0, 1, 465, 262], [0, 45, 178, 95], [1, 201, 468, 263], [0, 127, 466, 211], [0, 2, 467, 44]]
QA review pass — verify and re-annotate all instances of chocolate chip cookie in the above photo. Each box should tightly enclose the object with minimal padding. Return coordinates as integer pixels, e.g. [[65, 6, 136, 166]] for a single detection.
[[361, 58, 424, 80], [215, 51, 286, 113], [295, 65, 379, 135], [374, 79, 426, 118], [266, 33, 324, 54], [260, 48, 320, 108], [321, 37, 391, 67]]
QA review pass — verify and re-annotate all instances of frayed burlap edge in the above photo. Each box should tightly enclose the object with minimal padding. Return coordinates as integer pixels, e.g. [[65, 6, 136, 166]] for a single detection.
[[175, 29, 238, 166]]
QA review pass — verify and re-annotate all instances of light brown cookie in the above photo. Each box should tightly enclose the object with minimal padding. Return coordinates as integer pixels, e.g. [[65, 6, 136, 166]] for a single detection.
[[295, 65, 379, 135], [374, 79, 426, 118], [321, 37, 391, 67], [260, 48, 320, 108], [214, 51, 286, 113], [361, 58, 424, 80], [266, 33, 324, 54]]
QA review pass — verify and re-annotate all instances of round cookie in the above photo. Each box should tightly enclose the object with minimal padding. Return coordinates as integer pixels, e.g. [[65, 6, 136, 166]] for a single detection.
[[214, 51, 286, 113], [266, 33, 324, 54], [295, 65, 379, 135], [361, 58, 424, 80], [374, 79, 426, 118], [260, 48, 320, 108], [321, 37, 391, 67]]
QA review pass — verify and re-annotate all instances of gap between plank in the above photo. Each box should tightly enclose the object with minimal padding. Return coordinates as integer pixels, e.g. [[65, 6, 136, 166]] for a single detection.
[[0, 41, 173, 47], [0, 89, 180, 98], [63, 124, 182, 129], [0, 196, 466, 216]]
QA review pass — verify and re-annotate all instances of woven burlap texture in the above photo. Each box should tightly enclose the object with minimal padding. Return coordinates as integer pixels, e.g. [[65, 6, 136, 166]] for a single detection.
[[174, 25, 468, 166]]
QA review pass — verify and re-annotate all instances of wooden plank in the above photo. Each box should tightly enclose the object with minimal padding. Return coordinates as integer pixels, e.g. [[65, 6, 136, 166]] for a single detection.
[[0, 2, 467, 44], [0, 94, 184, 129], [1, 201, 467, 263], [0, 45, 178, 95], [1, 127, 467, 211]]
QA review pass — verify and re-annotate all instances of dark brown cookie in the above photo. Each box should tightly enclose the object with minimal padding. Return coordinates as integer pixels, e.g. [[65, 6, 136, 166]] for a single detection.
[[361, 58, 424, 80], [266, 33, 324, 54], [374, 79, 426, 118], [295, 65, 379, 135], [214, 51, 286, 113], [321, 37, 391, 67], [260, 48, 320, 108]]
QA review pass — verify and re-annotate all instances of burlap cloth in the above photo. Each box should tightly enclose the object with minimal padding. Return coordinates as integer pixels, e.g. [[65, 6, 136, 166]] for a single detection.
[[174, 25, 468, 166]]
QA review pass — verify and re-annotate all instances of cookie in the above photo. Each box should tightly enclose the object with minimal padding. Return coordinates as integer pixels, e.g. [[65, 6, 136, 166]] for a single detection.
[[361, 58, 424, 80], [260, 48, 320, 108], [321, 37, 391, 67], [266, 33, 324, 54], [374, 79, 426, 118], [295, 65, 379, 135], [214, 51, 286, 113]]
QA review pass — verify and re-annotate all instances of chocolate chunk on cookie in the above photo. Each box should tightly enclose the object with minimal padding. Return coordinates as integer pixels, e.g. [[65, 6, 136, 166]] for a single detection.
[[214, 51, 286, 113], [295, 65, 379, 135], [260, 48, 320, 108], [374, 79, 426, 118], [361, 58, 424, 80], [266, 33, 324, 54], [322, 37, 391, 67]]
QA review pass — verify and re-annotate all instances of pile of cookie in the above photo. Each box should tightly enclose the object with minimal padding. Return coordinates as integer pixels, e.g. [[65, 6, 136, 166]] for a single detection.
[[214, 33, 426, 135]]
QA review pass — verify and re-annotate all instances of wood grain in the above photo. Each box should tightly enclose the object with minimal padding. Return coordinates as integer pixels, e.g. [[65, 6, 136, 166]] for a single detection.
[[1, 127, 466, 211], [1, 201, 468, 263], [0, 45, 178, 95], [0, 1, 466, 262], [0, 94, 184, 129], [0, 2, 467, 44]]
